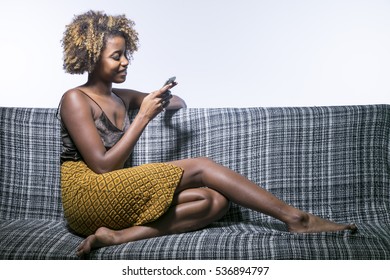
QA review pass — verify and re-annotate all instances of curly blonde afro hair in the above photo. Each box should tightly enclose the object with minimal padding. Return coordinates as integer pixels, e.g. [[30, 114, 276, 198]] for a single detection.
[[62, 10, 139, 74]]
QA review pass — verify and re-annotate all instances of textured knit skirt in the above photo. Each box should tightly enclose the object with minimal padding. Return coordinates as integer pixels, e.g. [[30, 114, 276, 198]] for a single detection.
[[61, 161, 183, 236]]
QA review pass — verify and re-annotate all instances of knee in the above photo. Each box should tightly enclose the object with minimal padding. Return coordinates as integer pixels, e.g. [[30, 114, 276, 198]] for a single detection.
[[199, 188, 230, 219], [192, 157, 217, 177], [189, 156, 216, 170], [196, 157, 216, 166]]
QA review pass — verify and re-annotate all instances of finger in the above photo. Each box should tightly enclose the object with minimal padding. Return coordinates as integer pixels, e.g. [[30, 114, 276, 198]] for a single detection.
[[162, 90, 172, 98], [161, 84, 172, 93], [162, 80, 178, 91], [153, 81, 177, 98], [150, 90, 165, 99], [151, 88, 166, 98], [162, 100, 170, 108], [159, 102, 166, 111]]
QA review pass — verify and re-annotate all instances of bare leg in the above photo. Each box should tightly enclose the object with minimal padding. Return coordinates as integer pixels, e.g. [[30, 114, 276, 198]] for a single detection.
[[169, 157, 357, 233], [77, 188, 229, 257], [77, 157, 357, 256]]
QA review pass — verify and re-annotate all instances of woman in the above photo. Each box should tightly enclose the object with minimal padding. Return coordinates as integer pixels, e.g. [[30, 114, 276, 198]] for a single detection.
[[59, 11, 356, 257]]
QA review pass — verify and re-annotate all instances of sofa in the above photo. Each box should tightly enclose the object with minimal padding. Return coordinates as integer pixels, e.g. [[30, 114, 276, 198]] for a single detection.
[[1, 104, 389, 260]]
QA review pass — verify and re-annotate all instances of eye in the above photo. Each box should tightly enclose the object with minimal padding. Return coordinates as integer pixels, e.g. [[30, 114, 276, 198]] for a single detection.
[[111, 54, 120, 61]]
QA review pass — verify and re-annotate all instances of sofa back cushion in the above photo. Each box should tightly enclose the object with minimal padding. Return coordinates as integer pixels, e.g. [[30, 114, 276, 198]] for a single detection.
[[0, 108, 63, 220], [1, 105, 390, 224], [127, 105, 390, 223]]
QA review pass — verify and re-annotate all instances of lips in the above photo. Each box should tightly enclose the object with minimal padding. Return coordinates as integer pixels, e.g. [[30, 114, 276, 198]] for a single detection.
[[118, 69, 127, 76]]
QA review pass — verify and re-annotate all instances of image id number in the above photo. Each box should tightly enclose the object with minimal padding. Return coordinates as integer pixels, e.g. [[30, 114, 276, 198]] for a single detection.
[[215, 266, 269, 276]]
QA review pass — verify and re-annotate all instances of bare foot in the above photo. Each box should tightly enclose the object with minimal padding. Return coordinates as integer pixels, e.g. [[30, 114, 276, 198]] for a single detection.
[[287, 212, 357, 234], [76, 227, 118, 257]]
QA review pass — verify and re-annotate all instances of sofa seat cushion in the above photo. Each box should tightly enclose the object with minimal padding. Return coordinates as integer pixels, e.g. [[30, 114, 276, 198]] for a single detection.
[[1, 219, 389, 260], [87, 221, 390, 260], [0, 219, 81, 259]]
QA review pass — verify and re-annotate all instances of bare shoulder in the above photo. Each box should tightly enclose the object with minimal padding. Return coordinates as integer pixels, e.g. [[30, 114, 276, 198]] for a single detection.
[[60, 88, 93, 117], [61, 87, 87, 102], [113, 88, 147, 109]]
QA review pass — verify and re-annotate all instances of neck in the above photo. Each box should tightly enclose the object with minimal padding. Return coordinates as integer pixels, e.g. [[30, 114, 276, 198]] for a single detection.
[[85, 74, 113, 96]]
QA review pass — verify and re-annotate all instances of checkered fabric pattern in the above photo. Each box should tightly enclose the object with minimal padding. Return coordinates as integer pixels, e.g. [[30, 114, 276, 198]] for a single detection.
[[1, 105, 389, 259]]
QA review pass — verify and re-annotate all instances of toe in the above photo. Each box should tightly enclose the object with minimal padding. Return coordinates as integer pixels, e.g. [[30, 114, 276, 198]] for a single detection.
[[348, 223, 358, 234]]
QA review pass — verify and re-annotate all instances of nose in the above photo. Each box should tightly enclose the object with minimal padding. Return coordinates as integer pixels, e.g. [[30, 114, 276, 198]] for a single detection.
[[121, 56, 129, 67]]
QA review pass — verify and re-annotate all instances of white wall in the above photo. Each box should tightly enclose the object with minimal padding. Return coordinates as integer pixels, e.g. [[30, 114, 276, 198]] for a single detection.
[[1, 0, 390, 108]]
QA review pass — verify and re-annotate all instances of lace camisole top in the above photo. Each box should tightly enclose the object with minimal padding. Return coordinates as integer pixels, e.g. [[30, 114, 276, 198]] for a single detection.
[[60, 92, 131, 163]]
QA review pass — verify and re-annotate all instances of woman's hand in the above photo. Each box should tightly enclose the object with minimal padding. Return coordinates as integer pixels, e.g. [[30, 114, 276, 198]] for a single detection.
[[138, 83, 174, 120], [114, 80, 186, 111]]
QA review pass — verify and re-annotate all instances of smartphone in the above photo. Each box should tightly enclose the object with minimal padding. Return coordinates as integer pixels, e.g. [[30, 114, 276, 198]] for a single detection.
[[163, 76, 176, 86]]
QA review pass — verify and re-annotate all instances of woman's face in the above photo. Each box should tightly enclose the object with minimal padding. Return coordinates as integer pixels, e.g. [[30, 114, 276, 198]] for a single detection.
[[93, 35, 129, 84]]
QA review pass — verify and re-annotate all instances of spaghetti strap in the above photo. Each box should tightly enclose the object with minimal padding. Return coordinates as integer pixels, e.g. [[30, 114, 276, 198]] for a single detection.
[[78, 90, 105, 112], [78, 90, 128, 112], [112, 91, 128, 110], [76, 89, 129, 131], [57, 89, 105, 121]]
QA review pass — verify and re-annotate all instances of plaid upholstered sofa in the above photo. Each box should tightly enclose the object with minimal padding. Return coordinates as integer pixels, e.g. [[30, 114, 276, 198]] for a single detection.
[[1, 105, 389, 260]]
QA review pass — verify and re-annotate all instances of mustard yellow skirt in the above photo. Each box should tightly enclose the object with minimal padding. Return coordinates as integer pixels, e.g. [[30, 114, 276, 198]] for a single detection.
[[61, 161, 183, 236]]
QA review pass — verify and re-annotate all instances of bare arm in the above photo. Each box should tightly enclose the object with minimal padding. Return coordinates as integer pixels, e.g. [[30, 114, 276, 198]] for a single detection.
[[60, 86, 173, 174], [114, 84, 187, 110], [166, 94, 187, 109]]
